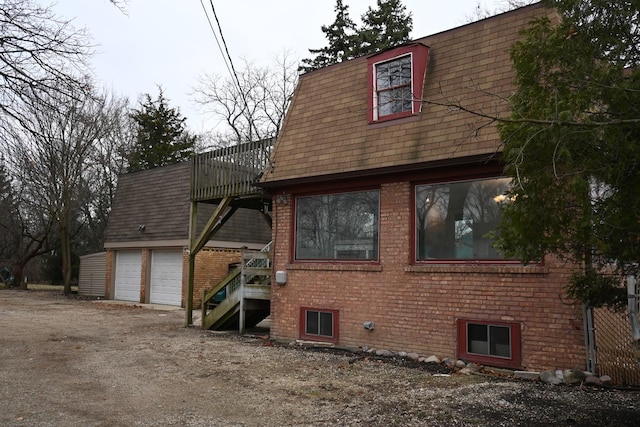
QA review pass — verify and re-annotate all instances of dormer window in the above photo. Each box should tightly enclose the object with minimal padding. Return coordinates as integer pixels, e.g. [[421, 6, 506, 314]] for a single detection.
[[375, 55, 412, 118], [368, 43, 429, 123]]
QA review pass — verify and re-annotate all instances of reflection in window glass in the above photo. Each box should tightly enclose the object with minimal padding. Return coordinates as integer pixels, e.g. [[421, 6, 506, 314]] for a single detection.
[[295, 190, 379, 261], [415, 178, 510, 260], [467, 323, 511, 358], [305, 310, 334, 338], [375, 54, 412, 118]]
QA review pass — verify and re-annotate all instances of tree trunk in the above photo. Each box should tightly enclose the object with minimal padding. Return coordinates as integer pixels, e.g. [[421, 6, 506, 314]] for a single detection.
[[13, 262, 26, 290], [61, 225, 73, 295]]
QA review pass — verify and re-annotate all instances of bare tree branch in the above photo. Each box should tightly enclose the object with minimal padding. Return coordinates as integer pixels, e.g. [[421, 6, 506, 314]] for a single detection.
[[0, 0, 93, 137], [193, 51, 298, 149]]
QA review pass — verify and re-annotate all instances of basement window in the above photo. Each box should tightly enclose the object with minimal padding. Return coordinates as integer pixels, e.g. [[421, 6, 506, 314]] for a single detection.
[[300, 308, 339, 344], [457, 319, 521, 368]]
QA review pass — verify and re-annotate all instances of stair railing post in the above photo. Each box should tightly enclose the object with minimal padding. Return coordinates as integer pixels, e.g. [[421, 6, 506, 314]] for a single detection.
[[239, 247, 247, 334]]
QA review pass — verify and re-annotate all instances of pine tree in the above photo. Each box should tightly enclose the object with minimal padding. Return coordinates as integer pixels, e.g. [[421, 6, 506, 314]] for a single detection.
[[300, 0, 357, 72], [0, 159, 19, 265], [301, 0, 413, 73], [127, 88, 197, 172], [494, 0, 640, 309], [356, 0, 413, 57]]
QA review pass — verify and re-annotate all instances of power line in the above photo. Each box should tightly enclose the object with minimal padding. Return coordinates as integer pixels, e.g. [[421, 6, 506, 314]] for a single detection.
[[198, 0, 235, 86], [199, 0, 257, 139], [208, 0, 245, 98]]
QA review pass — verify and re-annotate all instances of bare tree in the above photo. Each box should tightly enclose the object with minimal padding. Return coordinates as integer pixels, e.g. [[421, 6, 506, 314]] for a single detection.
[[193, 52, 298, 149], [77, 95, 132, 254], [0, 0, 93, 136], [5, 82, 127, 293]]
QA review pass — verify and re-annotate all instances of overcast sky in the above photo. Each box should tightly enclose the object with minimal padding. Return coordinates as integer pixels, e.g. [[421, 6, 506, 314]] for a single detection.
[[50, 0, 508, 133]]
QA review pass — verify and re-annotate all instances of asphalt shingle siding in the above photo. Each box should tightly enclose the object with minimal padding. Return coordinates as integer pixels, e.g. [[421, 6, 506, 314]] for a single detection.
[[262, 4, 552, 185], [105, 162, 271, 245]]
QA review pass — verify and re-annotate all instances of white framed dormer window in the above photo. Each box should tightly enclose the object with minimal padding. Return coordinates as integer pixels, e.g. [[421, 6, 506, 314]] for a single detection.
[[368, 43, 429, 123], [374, 54, 413, 119]]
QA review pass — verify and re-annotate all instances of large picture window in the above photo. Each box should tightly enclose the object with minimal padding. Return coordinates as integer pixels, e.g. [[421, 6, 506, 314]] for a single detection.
[[415, 177, 510, 261], [295, 190, 379, 261]]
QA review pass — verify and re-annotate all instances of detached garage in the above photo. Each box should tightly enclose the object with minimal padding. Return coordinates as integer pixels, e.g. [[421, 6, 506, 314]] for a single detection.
[[103, 162, 272, 308]]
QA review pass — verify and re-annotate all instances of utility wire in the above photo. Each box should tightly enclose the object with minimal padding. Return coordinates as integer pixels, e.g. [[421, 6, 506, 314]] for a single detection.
[[199, 0, 257, 139], [208, 0, 245, 98], [199, 0, 235, 86]]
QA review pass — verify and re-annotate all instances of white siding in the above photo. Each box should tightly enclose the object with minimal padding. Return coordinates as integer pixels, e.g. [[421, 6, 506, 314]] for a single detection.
[[78, 252, 106, 297]]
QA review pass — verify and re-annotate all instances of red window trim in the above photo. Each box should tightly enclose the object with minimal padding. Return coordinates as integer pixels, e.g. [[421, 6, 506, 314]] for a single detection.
[[299, 307, 339, 344], [456, 319, 521, 369], [291, 188, 381, 264], [411, 168, 522, 265], [367, 43, 429, 124]]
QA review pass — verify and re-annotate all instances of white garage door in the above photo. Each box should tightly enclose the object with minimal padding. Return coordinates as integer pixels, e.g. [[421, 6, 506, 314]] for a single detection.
[[114, 251, 142, 302], [149, 250, 183, 306]]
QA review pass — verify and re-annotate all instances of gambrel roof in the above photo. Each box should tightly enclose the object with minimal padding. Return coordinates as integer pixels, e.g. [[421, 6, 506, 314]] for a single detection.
[[261, 4, 553, 188], [105, 161, 271, 247]]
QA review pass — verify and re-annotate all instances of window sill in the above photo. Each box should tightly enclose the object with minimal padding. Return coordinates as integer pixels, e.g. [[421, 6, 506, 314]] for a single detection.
[[405, 264, 547, 275], [368, 112, 420, 128], [287, 263, 383, 272]]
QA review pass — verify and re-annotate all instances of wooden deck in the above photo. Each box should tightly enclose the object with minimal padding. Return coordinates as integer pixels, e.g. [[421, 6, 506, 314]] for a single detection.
[[190, 138, 274, 202], [186, 139, 274, 327]]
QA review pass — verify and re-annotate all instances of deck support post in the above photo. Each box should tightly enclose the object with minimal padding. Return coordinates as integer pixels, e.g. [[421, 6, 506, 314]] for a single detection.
[[186, 201, 198, 326]]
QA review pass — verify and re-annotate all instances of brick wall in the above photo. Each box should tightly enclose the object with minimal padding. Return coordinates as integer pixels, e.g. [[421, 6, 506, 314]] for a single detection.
[[270, 181, 585, 372], [191, 248, 242, 308], [140, 249, 149, 302], [105, 250, 113, 298]]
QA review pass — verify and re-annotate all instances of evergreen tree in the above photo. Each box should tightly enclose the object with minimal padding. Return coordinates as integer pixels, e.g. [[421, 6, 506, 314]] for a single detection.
[[299, 0, 357, 72], [301, 0, 413, 72], [356, 0, 413, 57], [494, 0, 640, 309], [127, 88, 196, 172], [0, 159, 20, 265]]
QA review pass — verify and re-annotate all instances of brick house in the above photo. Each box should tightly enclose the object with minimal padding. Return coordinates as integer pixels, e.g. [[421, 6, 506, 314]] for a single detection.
[[258, 4, 587, 371], [104, 161, 271, 308]]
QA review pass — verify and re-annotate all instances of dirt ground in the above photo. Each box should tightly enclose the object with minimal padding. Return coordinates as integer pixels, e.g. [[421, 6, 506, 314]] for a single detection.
[[1, 289, 639, 427]]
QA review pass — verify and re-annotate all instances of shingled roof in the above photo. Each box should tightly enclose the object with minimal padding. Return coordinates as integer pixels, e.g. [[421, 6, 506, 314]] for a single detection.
[[105, 161, 271, 247], [261, 4, 552, 187]]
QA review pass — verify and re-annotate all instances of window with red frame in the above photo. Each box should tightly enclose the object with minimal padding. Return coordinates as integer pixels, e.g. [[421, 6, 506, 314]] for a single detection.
[[295, 190, 380, 261], [375, 54, 412, 118], [415, 177, 512, 261], [457, 319, 521, 368], [368, 43, 429, 123], [300, 308, 339, 344]]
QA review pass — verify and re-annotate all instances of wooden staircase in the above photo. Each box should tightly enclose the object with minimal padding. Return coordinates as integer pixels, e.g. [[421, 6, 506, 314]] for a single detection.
[[201, 244, 271, 332]]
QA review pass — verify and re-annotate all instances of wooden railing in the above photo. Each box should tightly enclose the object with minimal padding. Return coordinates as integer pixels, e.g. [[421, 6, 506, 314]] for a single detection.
[[201, 242, 272, 330], [190, 138, 274, 201]]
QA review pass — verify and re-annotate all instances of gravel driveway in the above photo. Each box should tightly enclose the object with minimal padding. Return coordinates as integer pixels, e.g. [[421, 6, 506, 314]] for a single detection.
[[0, 289, 638, 426]]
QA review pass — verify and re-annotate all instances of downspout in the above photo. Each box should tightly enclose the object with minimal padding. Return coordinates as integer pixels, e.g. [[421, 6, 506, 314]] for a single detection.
[[583, 304, 596, 374]]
